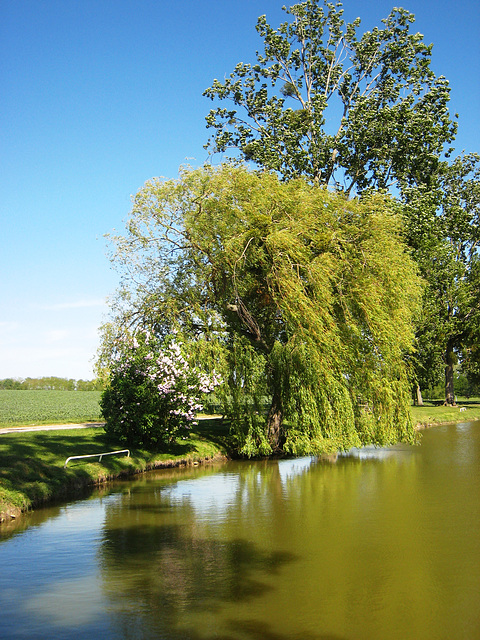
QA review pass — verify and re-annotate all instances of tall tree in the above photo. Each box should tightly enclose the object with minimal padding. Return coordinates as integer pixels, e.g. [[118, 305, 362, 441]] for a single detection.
[[103, 165, 422, 456], [204, 0, 456, 193], [402, 153, 480, 404]]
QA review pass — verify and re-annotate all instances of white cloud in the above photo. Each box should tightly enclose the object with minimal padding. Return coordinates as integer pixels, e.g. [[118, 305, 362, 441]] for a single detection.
[[44, 329, 71, 343]]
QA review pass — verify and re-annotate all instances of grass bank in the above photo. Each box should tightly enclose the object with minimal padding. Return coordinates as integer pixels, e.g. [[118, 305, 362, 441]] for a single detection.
[[411, 399, 480, 428], [0, 418, 232, 523]]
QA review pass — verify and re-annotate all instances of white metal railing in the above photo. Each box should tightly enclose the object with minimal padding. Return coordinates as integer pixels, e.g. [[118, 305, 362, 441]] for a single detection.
[[64, 449, 130, 468]]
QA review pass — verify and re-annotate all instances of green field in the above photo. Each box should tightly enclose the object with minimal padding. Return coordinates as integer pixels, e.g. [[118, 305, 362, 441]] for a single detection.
[[3, 389, 480, 430], [0, 390, 103, 427]]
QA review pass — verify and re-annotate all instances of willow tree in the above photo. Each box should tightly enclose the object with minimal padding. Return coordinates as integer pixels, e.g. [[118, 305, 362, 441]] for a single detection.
[[103, 164, 422, 456]]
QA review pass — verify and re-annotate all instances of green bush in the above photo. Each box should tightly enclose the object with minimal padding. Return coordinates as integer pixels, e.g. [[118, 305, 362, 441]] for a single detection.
[[101, 332, 221, 449]]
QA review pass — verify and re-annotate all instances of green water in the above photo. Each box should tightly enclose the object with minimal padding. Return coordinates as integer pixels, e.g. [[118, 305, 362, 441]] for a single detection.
[[1, 422, 480, 639]]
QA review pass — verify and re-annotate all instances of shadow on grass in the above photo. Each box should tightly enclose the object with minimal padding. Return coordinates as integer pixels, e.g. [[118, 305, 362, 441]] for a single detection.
[[0, 451, 94, 509], [193, 417, 234, 453], [420, 399, 480, 407], [0, 430, 129, 512]]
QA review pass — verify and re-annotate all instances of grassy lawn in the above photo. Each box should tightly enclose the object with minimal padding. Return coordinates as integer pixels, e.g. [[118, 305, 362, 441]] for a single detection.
[[0, 418, 232, 523], [411, 398, 480, 428]]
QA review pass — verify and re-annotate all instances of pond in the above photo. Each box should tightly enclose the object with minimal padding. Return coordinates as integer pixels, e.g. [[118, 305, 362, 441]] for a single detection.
[[1, 422, 480, 640]]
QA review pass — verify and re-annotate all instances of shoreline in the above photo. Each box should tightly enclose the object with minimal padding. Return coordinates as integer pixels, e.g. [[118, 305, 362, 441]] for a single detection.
[[0, 448, 228, 524], [2, 413, 479, 525], [0, 418, 230, 525]]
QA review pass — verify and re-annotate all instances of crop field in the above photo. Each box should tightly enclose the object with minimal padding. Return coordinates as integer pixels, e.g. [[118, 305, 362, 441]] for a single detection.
[[0, 390, 103, 427]]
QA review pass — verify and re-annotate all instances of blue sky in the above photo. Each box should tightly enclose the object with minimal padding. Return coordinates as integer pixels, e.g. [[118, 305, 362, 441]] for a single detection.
[[1, 0, 479, 380]]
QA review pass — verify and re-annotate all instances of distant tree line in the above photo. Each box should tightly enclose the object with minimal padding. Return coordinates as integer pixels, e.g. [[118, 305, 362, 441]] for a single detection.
[[0, 377, 103, 391]]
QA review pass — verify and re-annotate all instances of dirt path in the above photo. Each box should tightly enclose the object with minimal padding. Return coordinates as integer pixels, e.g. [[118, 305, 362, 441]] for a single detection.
[[0, 422, 105, 435], [0, 415, 220, 435]]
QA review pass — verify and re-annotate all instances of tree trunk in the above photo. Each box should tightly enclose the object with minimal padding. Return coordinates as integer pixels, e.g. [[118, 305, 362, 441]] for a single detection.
[[444, 340, 456, 405], [267, 388, 283, 453], [415, 384, 424, 406]]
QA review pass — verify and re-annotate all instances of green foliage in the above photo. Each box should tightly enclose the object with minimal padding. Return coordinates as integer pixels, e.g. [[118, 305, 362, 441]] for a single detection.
[[101, 332, 221, 449], [0, 379, 23, 390], [221, 335, 272, 457], [402, 153, 480, 403], [452, 371, 480, 399], [204, 0, 456, 193], [103, 164, 422, 456], [200, 0, 477, 411], [0, 390, 102, 427]]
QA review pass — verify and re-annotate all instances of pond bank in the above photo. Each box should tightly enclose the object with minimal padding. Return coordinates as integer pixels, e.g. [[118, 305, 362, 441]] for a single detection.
[[0, 452, 228, 524], [0, 419, 232, 524], [411, 400, 480, 430], [3, 404, 480, 525]]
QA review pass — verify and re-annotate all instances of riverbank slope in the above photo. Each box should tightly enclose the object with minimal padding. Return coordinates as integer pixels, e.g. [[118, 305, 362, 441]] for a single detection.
[[411, 400, 480, 429], [0, 418, 232, 523]]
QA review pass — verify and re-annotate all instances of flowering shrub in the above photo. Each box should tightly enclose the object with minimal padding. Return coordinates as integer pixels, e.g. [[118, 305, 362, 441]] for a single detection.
[[100, 332, 221, 448]]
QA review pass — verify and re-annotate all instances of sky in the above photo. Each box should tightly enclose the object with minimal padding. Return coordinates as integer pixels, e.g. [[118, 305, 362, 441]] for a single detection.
[[1, 0, 479, 380]]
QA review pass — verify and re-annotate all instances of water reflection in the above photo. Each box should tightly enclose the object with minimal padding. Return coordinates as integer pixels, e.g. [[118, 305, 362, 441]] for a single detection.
[[23, 574, 106, 627], [162, 457, 316, 518], [165, 472, 241, 516], [1, 422, 480, 639], [101, 524, 296, 638], [277, 456, 315, 482], [342, 443, 412, 460]]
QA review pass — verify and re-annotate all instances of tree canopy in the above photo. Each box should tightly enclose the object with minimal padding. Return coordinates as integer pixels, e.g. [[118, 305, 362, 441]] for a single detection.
[[402, 153, 480, 404], [204, 0, 456, 194], [102, 165, 422, 456]]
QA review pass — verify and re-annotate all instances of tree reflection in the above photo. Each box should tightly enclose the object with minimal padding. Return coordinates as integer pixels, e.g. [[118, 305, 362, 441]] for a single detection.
[[95, 429, 480, 639], [98, 476, 297, 639]]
